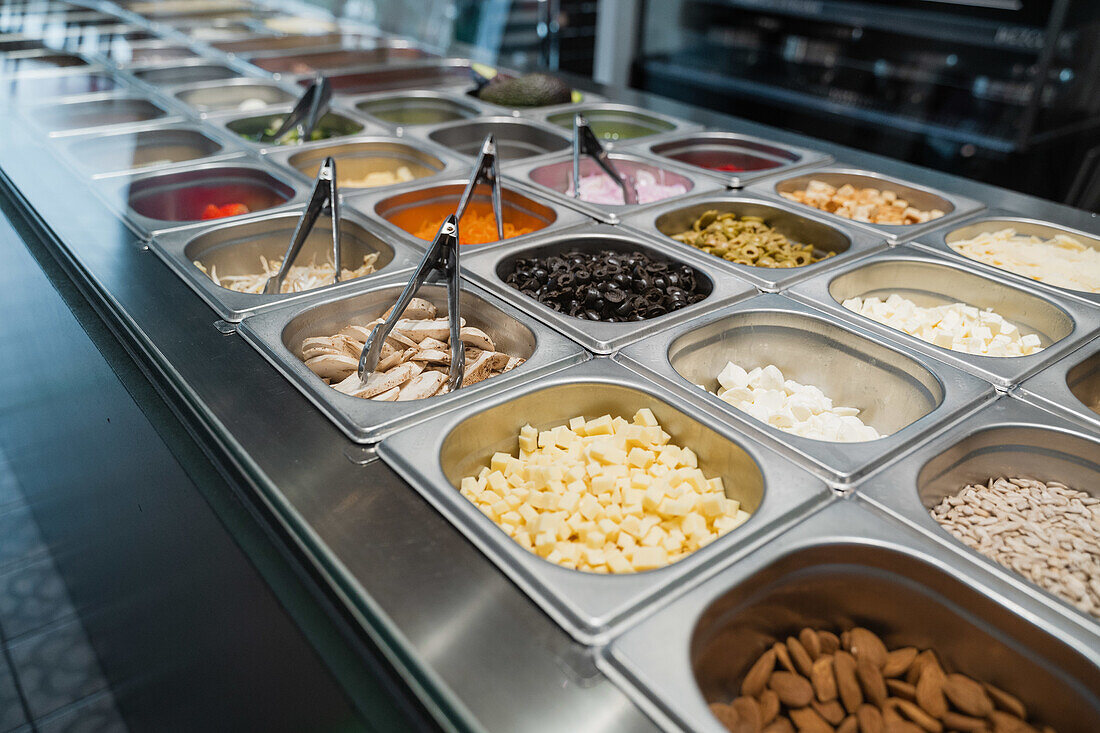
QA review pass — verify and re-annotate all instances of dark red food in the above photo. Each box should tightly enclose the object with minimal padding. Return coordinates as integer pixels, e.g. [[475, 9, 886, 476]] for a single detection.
[[711, 163, 747, 172]]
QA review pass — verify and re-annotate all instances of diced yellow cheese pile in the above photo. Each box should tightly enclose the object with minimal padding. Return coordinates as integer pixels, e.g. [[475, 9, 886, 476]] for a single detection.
[[458, 409, 752, 574]]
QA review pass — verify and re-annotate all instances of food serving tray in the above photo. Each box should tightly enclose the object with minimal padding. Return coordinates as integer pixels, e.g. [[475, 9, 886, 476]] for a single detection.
[[1016, 336, 1100, 434]]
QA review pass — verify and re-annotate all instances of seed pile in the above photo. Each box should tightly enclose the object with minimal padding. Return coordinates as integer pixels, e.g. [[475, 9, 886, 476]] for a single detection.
[[709, 626, 1055, 733], [670, 210, 832, 268], [502, 249, 706, 321], [931, 477, 1100, 619], [780, 180, 945, 225]]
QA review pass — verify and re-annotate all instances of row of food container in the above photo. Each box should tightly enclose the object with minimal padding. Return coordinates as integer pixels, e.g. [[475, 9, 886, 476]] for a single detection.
[[5, 2, 1100, 731]]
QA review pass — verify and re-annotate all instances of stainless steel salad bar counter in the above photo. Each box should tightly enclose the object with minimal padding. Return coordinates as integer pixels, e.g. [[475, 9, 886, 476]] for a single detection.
[[0, 0, 1098, 730]]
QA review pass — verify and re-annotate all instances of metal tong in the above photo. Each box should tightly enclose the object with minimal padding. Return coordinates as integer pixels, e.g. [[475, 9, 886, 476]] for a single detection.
[[261, 75, 332, 144], [356, 215, 464, 390], [263, 156, 341, 295], [572, 113, 637, 204], [455, 133, 504, 241]]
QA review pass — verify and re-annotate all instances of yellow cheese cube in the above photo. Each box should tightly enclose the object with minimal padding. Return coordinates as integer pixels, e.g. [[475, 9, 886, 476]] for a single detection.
[[627, 446, 654, 469], [568, 416, 586, 434], [632, 546, 668, 570], [641, 525, 667, 547], [585, 414, 614, 435], [633, 408, 659, 427], [578, 494, 602, 520], [487, 471, 508, 494]]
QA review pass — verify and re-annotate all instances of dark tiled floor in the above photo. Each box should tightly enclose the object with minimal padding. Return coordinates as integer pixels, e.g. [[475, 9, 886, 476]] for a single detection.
[[0, 449, 126, 733]]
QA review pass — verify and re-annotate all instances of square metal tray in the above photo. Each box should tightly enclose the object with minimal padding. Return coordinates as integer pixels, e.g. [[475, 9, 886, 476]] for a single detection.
[[377, 358, 832, 643], [1015, 336, 1100, 434], [172, 77, 298, 115], [21, 90, 183, 136], [346, 89, 491, 135], [857, 396, 1100, 635], [600, 497, 1100, 733], [345, 172, 589, 254], [911, 211, 1100, 309], [237, 277, 590, 443], [518, 101, 701, 149], [149, 206, 423, 321], [787, 247, 1100, 389], [506, 150, 725, 224], [618, 192, 888, 292], [403, 114, 573, 168], [620, 128, 832, 188], [615, 293, 994, 483], [57, 120, 245, 178], [744, 165, 986, 243], [460, 221, 758, 354]]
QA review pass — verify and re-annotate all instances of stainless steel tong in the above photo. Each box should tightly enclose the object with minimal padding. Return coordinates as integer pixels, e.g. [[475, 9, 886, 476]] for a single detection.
[[263, 156, 341, 295], [356, 215, 464, 390], [572, 113, 637, 204], [455, 134, 504, 241], [261, 76, 332, 144]]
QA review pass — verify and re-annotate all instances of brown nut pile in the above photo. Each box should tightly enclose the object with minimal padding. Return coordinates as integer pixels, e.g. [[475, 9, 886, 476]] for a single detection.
[[708, 626, 1054, 733], [780, 180, 945, 225], [301, 297, 524, 401]]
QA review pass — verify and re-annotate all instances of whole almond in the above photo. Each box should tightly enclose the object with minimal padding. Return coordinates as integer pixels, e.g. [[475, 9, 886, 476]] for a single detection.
[[812, 656, 838, 703], [882, 704, 903, 725], [763, 720, 795, 733], [882, 648, 918, 678], [813, 699, 846, 726], [857, 659, 888, 707], [743, 648, 777, 697], [837, 717, 858, 733], [943, 673, 994, 718], [991, 710, 1039, 733], [915, 664, 947, 719], [769, 671, 815, 708], [733, 696, 763, 732], [885, 680, 917, 702], [774, 642, 797, 674], [857, 703, 885, 733], [849, 628, 888, 669], [906, 651, 939, 686], [819, 631, 841, 655], [800, 627, 822, 660], [834, 651, 863, 713], [841, 630, 852, 651], [790, 706, 834, 733], [710, 702, 741, 731], [943, 711, 989, 732], [763, 719, 795, 733], [983, 681, 1027, 719], [788, 637, 815, 677], [884, 722, 923, 733], [893, 698, 944, 733], [759, 689, 780, 726]]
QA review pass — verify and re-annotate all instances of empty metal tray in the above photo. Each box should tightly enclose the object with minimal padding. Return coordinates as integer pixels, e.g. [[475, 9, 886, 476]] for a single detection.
[[237, 278, 589, 442], [210, 32, 376, 55], [248, 43, 434, 75], [1016, 337, 1100, 433], [615, 294, 993, 483], [537, 103, 695, 145], [63, 122, 232, 176], [620, 193, 887, 292], [352, 90, 485, 130], [4, 69, 118, 101], [173, 78, 297, 113], [787, 248, 1100, 388], [415, 116, 571, 163], [27, 92, 174, 134], [378, 358, 830, 642], [132, 61, 244, 87], [149, 207, 422, 321], [460, 221, 756, 354]]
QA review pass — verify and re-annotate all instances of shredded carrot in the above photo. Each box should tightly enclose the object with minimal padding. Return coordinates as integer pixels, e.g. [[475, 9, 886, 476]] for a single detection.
[[411, 209, 535, 245]]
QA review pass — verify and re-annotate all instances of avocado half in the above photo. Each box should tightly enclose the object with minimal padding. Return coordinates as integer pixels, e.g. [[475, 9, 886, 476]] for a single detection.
[[477, 72, 573, 108]]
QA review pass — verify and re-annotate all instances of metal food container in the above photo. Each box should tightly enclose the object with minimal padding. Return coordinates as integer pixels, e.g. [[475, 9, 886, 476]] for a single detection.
[[914, 212, 1100, 308], [625, 129, 832, 187], [616, 294, 992, 483], [265, 137, 462, 190], [0, 49, 87, 74], [787, 248, 1100, 388], [25, 92, 176, 134], [413, 116, 571, 164], [351, 90, 487, 132], [352, 175, 586, 253], [858, 397, 1100, 633], [247, 43, 435, 75], [62, 122, 234, 177], [602, 497, 1100, 733], [529, 103, 698, 146], [312, 58, 484, 96], [510, 151, 721, 223], [105, 161, 306, 236], [149, 207, 421, 321], [0, 35, 45, 53], [132, 61, 245, 87], [747, 165, 985, 242], [106, 41, 201, 67], [461, 222, 756, 354], [378, 358, 830, 642], [3, 69, 119, 102], [210, 32, 376, 55], [173, 78, 297, 114], [216, 105, 373, 151], [620, 194, 887, 292], [237, 279, 589, 442], [1016, 337, 1100, 433]]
